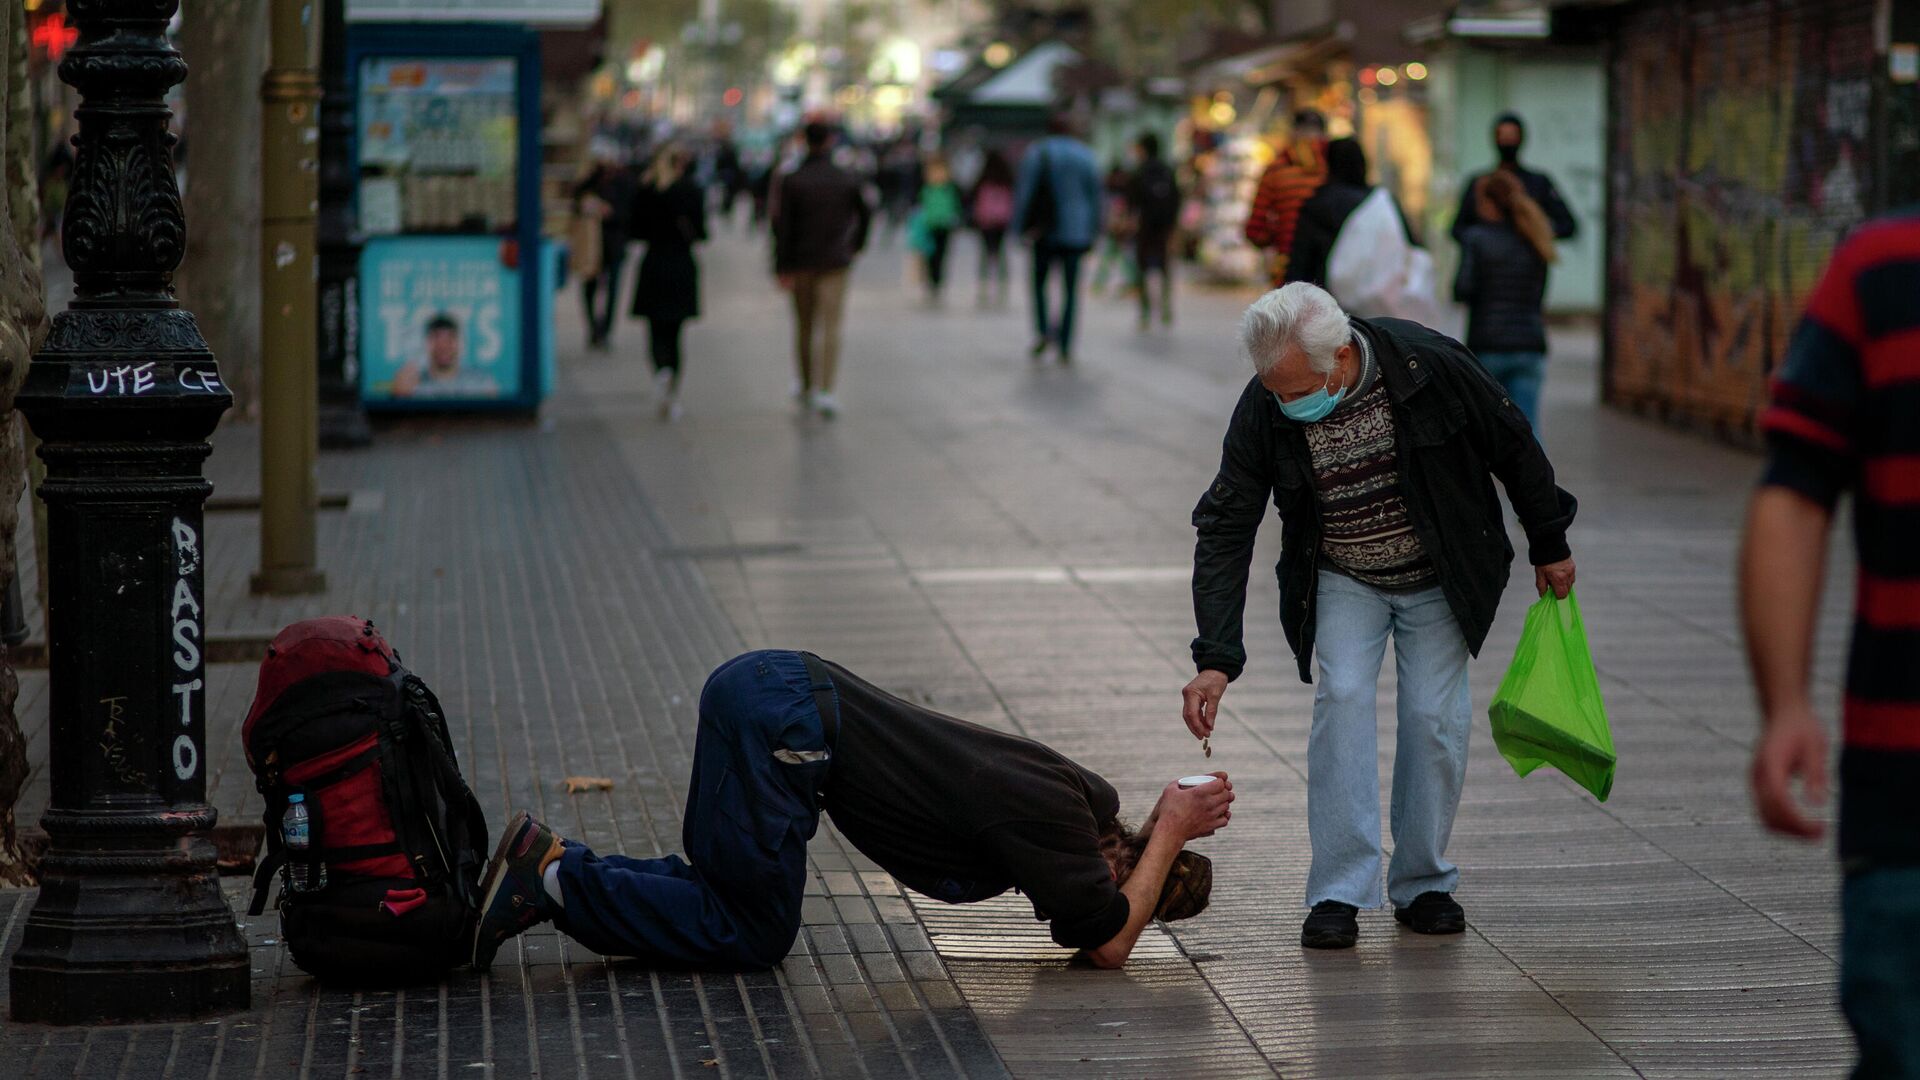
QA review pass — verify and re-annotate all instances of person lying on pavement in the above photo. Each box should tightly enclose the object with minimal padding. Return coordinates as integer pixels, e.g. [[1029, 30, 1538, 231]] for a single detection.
[[471, 649, 1229, 972]]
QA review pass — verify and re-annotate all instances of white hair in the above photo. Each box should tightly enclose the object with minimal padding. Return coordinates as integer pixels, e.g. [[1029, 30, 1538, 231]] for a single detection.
[[1240, 283, 1351, 376]]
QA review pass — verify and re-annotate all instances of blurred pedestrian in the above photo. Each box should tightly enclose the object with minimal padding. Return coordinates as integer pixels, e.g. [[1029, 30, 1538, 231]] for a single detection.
[[880, 139, 922, 236], [1453, 170, 1557, 428], [1126, 132, 1181, 330], [910, 153, 964, 303], [1013, 114, 1104, 364], [1284, 138, 1377, 289], [629, 143, 707, 420], [1449, 113, 1577, 245], [772, 121, 872, 419], [1183, 281, 1577, 950], [968, 148, 1017, 306], [1244, 110, 1328, 286], [713, 131, 746, 224], [1740, 210, 1920, 1078], [1090, 160, 1137, 296], [571, 146, 635, 350]]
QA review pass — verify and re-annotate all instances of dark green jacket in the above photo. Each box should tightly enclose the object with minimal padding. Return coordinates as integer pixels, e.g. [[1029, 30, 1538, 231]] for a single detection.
[[1190, 317, 1577, 683]]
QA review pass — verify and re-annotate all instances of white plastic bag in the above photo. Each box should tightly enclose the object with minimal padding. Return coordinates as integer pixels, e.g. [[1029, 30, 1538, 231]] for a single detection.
[[1326, 187, 1441, 325]]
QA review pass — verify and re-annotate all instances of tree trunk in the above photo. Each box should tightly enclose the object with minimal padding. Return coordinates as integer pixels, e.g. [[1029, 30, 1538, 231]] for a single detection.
[[0, 3, 50, 887], [177, 0, 267, 419]]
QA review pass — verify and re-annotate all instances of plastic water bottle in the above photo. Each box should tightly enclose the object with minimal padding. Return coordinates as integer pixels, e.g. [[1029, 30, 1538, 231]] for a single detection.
[[282, 794, 326, 893]]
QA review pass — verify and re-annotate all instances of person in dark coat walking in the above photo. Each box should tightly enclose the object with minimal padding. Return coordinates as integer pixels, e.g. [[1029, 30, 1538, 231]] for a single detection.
[[629, 144, 707, 420], [1449, 112, 1577, 245], [571, 154, 636, 349], [1283, 139, 1373, 289], [1126, 131, 1182, 329], [1453, 169, 1558, 428]]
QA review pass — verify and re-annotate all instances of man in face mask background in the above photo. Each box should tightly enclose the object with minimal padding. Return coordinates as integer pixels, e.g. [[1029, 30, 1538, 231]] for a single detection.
[[1449, 112, 1579, 245], [1180, 282, 1578, 950]]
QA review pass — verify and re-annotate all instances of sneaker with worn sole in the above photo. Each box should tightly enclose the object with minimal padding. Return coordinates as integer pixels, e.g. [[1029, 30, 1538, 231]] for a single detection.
[[1301, 900, 1359, 949], [1393, 891, 1465, 934], [471, 811, 565, 972]]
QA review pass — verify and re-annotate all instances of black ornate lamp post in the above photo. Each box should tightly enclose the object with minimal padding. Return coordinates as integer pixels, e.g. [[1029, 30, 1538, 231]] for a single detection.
[[8, 0, 249, 1024]]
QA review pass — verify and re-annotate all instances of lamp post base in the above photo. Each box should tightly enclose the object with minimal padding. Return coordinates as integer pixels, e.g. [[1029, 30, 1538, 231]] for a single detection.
[[9, 812, 249, 1025]]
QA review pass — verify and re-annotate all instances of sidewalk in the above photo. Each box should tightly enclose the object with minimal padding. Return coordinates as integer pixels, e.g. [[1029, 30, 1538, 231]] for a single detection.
[[3, 221, 1854, 1078]]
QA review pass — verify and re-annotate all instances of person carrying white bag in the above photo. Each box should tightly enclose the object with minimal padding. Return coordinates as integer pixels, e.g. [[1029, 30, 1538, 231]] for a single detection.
[[1286, 138, 1441, 326]]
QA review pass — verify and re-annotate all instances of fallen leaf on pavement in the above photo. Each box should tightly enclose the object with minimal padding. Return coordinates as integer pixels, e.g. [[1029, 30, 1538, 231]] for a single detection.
[[563, 777, 614, 794]]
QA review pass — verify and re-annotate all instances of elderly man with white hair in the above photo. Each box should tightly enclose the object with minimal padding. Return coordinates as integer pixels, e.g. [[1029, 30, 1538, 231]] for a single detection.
[[1181, 282, 1577, 949]]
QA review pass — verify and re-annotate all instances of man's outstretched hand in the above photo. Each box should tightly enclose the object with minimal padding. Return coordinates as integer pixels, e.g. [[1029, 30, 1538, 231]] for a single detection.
[[1750, 704, 1828, 840], [1152, 773, 1234, 840], [1182, 670, 1229, 740]]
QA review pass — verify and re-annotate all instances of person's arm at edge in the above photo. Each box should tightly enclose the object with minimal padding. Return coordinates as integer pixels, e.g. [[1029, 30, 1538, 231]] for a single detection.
[[1739, 233, 1864, 838], [1739, 487, 1833, 838]]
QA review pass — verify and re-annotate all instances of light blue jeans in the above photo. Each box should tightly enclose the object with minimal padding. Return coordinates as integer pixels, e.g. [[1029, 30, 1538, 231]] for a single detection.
[[1307, 570, 1472, 909], [1476, 351, 1546, 431]]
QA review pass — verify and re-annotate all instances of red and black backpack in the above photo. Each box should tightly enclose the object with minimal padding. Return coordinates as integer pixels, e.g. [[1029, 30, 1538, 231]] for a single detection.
[[243, 617, 489, 984]]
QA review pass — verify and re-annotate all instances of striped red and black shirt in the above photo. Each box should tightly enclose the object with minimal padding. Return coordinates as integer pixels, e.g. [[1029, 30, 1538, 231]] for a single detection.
[[1759, 208, 1920, 863]]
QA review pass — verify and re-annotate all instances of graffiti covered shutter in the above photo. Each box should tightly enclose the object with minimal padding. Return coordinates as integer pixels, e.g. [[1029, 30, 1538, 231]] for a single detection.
[[1606, 0, 1874, 435]]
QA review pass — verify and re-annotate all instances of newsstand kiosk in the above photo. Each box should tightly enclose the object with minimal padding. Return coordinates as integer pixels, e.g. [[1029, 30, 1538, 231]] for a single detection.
[[348, 22, 558, 412]]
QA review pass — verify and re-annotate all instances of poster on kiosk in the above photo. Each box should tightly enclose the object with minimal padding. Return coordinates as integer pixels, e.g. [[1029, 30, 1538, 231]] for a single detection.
[[347, 2, 595, 411]]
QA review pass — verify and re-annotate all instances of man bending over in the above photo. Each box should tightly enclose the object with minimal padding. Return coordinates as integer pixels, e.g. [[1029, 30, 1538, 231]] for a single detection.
[[472, 650, 1230, 971]]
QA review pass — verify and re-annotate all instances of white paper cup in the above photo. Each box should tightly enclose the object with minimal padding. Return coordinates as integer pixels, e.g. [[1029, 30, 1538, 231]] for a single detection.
[[1178, 775, 1220, 789]]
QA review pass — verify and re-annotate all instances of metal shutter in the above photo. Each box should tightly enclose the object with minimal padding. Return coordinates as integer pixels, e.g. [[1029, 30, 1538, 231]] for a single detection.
[[1605, 0, 1875, 436]]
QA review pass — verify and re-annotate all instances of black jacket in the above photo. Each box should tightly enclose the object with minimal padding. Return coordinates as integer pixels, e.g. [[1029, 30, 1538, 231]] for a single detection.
[[1283, 180, 1370, 289], [629, 176, 706, 321], [772, 153, 871, 274], [1449, 165, 1577, 243], [1453, 223, 1548, 354], [1190, 318, 1577, 683]]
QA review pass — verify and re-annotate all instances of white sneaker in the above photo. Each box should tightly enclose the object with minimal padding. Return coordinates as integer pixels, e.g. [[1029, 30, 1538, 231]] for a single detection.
[[811, 390, 839, 419]]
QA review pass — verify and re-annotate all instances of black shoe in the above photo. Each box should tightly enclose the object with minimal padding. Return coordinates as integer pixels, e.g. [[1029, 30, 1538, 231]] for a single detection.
[[1301, 900, 1359, 949], [1393, 891, 1465, 935], [1029, 338, 1049, 358]]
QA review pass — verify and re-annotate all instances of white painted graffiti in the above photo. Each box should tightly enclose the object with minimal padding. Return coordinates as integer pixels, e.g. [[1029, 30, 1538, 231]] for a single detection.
[[85, 362, 157, 395], [78, 363, 225, 395], [170, 517, 203, 783], [178, 368, 225, 394]]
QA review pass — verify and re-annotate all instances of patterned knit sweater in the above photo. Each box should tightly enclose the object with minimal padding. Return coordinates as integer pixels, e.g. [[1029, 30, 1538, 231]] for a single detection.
[[1301, 336, 1436, 591]]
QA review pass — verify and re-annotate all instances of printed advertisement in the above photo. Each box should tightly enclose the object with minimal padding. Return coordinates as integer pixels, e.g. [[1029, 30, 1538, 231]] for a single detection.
[[360, 236, 521, 403]]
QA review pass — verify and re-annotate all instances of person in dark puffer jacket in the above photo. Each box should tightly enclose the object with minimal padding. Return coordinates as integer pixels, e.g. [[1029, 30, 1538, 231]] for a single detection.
[[1452, 169, 1557, 429], [1283, 138, 1372, 290]]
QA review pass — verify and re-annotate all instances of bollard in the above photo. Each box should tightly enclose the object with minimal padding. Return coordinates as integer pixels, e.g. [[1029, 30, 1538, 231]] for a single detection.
[[8, 0, 249, 1024]]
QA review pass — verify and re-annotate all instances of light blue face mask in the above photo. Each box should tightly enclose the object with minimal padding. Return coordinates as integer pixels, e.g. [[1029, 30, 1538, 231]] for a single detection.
[[1273, 370, 1345, 423]]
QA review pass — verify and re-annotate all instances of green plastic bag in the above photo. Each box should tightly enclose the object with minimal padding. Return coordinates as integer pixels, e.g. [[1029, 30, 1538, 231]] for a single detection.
[[1488, 589, 1616, 801]]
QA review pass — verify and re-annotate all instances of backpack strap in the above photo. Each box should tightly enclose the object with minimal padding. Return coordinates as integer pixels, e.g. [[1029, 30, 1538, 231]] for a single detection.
[[248, 837, 285, 916]]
